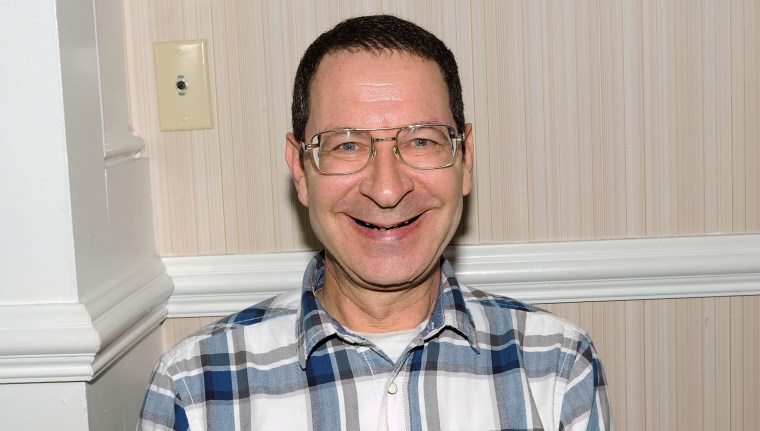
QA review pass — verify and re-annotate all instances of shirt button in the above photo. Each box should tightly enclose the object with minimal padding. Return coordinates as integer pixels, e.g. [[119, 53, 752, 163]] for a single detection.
[[388, 382, 398, 394]]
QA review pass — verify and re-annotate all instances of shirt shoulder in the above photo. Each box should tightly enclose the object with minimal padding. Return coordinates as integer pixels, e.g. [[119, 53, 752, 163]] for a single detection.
[[158, 289, 302, 368], [459, 284, 592, 343]]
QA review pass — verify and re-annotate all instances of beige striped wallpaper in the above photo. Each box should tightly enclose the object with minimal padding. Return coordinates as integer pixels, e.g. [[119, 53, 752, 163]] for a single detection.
[[124, 0, 759, 255], [123, 1, 759, 430]]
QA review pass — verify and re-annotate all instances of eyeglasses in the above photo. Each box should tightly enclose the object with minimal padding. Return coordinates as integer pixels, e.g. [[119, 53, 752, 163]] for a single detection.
[[302, 124, 463, 175]]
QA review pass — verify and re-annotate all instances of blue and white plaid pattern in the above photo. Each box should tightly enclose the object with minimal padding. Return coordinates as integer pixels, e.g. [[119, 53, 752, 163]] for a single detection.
[[140, 253, 613, 430]]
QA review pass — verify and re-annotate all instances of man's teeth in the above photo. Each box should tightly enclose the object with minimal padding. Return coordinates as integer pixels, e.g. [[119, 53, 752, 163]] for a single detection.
[[355, 216, 418, 231]]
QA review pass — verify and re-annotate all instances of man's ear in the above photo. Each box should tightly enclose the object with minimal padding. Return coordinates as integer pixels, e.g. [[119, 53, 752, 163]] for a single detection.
[[285, 132, 309, 207], [461, 123, 474, 196]]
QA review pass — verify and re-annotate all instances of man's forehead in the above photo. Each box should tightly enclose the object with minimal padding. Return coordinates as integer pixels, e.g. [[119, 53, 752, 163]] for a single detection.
[[306, 49, 451, 132], [315, 49, 439, 78], [311, 50, 444, 96]]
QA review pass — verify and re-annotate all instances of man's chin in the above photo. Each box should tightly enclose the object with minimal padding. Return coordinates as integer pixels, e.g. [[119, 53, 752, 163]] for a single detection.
[[328, 255, 441, 293]]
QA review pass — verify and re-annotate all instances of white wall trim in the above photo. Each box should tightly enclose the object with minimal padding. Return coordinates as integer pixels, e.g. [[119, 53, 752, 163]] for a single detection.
[[165, 234, 760, 318], [104, 130, 145, 167], [0, 259, 172, 383]]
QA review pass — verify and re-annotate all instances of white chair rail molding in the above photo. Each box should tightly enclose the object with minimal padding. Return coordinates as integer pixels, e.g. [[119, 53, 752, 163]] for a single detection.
[[164, 233, 760, 318]]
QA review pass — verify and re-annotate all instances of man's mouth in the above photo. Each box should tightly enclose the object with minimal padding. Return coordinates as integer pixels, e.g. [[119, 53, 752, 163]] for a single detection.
[[352, 214, 422, 231]]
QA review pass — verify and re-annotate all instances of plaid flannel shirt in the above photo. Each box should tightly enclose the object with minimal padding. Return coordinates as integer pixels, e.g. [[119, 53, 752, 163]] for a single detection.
[[140, 252, 613, 430]]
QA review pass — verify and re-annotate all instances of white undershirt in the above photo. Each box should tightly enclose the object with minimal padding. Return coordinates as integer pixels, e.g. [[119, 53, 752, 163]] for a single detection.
[[351, 324, 423, 363]]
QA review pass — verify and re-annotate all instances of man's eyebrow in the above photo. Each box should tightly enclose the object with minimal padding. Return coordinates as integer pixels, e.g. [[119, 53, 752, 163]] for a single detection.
[[397, 119, 451, 126], [414, 119, 447, 125]]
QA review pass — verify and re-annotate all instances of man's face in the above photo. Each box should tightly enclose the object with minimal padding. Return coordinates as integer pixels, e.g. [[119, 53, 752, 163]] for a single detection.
[[286, 50, 474, 292]]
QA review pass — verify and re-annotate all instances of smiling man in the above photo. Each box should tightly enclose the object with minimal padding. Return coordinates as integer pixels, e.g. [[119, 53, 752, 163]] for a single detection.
[[140, 15, 613, 431], [286, 48, 472, 334]]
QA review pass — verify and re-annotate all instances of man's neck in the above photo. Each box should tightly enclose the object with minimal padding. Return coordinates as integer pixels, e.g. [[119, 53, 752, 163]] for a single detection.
[[316, 263, 440, 333]]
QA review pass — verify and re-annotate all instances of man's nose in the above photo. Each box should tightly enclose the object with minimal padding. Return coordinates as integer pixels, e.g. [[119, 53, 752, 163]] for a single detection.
[[358, 143, 414, 208]]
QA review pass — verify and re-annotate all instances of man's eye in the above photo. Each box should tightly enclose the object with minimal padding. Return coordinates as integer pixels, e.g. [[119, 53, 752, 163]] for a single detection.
[[403, 138, 444, 150], [337, 142, 360, 151]]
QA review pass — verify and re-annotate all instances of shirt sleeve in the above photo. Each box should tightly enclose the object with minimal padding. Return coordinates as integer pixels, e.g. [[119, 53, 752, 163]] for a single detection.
[[558, 336, 614, 431], [138, 359, 191, 431]]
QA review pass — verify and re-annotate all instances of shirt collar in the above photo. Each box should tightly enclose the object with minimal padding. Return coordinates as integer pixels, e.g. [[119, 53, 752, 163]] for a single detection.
[[296, 252, 479, 369]]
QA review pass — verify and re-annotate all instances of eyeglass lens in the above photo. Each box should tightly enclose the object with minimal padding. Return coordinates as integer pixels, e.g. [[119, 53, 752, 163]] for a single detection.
[[313, 125, 456, 174]]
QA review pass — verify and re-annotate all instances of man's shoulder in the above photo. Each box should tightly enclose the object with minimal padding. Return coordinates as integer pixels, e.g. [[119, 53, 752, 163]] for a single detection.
[[159, 289, 302, 367], [219, 288, 302, 328], [459, 284, 590, 340], [458, 284, 541, 313]]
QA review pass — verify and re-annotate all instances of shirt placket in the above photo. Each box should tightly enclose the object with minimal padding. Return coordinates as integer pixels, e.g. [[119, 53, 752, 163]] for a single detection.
[[381, 335, 429, 431], [384, 369, 406, 431]]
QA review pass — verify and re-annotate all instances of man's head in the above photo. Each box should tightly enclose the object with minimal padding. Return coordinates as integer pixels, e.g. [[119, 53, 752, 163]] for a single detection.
[[285, 15, 473, 296], [291, 15, 465, 143]]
